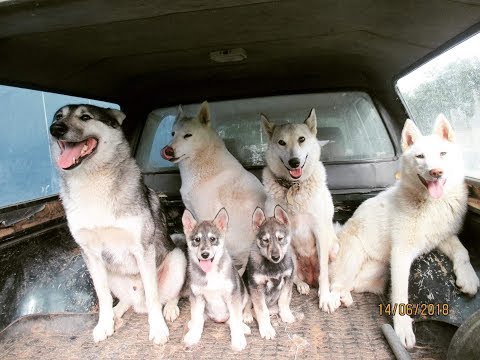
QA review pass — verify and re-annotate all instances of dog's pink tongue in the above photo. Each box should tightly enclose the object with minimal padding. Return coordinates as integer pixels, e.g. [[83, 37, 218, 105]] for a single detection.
[[57, 138, 97, 169], [427, 180, 444, 199], [199, 260, 213, 273], [289, 168, 302, 178], [57, 142, 85, 169]]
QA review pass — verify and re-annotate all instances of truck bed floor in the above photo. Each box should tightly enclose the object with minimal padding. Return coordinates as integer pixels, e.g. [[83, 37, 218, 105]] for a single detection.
[[0, 292, 453, 359]]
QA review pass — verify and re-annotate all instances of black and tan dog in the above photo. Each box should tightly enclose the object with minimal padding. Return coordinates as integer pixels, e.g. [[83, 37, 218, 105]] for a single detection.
[[243, 205, 295, 339]]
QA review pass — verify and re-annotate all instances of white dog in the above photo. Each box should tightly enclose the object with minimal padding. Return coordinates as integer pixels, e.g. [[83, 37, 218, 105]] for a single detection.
[[261, 109, 339, 312], [329, 114, 480, 348], [161, 101, 266, 271]]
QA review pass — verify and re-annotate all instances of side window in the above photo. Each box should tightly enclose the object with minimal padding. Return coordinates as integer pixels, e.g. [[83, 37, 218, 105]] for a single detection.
[[136, 92, 395, 172], [0, 84, 119, 208], [396, 32, 480, 179]]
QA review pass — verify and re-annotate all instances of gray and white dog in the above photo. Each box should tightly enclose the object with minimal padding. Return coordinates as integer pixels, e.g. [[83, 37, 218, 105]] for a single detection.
[[182, 208, 251, 351], [49, 104, 186, 344], [243, 205, 295, 340], [261, 109, 339, 312]]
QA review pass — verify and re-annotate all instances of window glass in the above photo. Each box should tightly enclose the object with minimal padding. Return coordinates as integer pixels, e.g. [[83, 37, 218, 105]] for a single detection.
[[137, 92, 395, 172], [0, 84, 119, 208], [396, 32, 480, 179]]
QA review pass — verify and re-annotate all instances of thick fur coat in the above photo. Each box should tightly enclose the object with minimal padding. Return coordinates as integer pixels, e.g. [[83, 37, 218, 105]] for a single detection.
[[50, 105, 186, 345], [329, 114, 479, 348], [261, 109, 338, 312]]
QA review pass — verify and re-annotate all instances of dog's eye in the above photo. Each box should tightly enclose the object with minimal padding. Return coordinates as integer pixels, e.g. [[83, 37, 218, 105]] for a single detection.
[[440, 152, 447, 157], [298, 136, 305, 143], [209, 236, 216, 242], [262, 238, 269, 244], [193, 237, 200, 244], [278, 140, 286, 146], [416, 154, 425, 159], [54, 113, 62, 121], [184, 133, 192, 139], [171, 132, 175, 136], [80, 114, 92, 121], [277, 236, 284, 242]]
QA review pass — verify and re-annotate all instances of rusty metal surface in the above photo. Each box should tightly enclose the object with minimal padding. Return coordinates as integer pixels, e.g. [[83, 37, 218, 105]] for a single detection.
[[0, 291, 453, 360], [0, 226, 96, 331], [409, 250, 480, 326]]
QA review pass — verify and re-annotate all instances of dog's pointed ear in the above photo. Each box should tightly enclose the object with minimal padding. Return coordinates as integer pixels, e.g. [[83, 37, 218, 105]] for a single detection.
[[304, 108, 317, 135], [252, 207, 266, 229], [213, 208, 229, 233], [433, 113, 455, 142], [108, 109, 126, 125], [197, 101, 211, 127], [182, 209, 197, 235], [177, 104, 184, 119], [401, 119, 422, 151], [261, 114, 275, 139], [274, 205, 290, 226]]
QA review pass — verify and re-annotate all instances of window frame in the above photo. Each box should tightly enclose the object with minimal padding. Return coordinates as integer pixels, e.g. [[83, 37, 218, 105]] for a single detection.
[[393, 22, 480, 185], [136, 89, 399, 175]]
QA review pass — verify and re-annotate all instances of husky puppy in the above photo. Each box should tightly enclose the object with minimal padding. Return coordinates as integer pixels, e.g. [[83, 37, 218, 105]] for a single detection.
[[328, 115, 480, 348], [161, 101, 266, 271], [49, 105, 186, 344], [261, 109, 338, 312], [182, 208, 250, 351], [243, 205, 295, 339]]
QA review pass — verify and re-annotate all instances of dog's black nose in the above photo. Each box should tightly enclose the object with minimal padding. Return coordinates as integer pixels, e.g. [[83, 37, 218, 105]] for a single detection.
[[50, 122, 68, 138], [201, 252, 209, 259], [288, 158, 301, 168], [429, 168, 443, 178], [271, 255, 280, 262]]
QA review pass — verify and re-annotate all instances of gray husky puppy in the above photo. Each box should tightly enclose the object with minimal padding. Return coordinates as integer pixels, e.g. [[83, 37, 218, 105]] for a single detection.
[[243, 205, 295, 340], [182, 208, 250, 351], [49, 105, 186, 344]]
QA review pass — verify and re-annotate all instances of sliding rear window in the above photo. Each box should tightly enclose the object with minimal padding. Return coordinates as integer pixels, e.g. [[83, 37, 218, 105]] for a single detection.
[[0, 84, 119, 208], [136, 92, 395, 172], [396, 32, 480, 179]]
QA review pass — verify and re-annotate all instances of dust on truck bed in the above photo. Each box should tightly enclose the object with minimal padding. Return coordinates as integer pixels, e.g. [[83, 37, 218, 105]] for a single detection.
[[0, 290, 451, 360]]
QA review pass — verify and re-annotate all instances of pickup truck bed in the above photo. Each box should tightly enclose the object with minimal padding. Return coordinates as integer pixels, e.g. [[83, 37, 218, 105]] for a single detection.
[[0, 291, 453, 359], [0, 197, 464, 359]]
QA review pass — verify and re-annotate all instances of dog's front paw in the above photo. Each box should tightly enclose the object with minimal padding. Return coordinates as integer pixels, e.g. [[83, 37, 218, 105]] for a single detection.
[[296, 281, 310, 295], [92, 318, 114, 343], [318, 290, 336, 313], [183, 328, 202, 348], [280, 310, 295, 323], [393, 315, 416, 349], [259, 322, 276, 339], [455, 263, 480, 296], [163, 300, 180, 322], [149, 319, 169, 345], [231, 333, 247, 352], [326, 290, 342, 313]]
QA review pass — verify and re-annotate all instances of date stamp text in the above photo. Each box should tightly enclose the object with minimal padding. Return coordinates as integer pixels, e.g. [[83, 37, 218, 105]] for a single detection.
[[379, 303, 449, 316]]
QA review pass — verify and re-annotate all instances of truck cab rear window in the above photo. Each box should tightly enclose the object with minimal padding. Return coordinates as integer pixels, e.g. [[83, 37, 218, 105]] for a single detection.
[[136, 92, 395, 172]]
